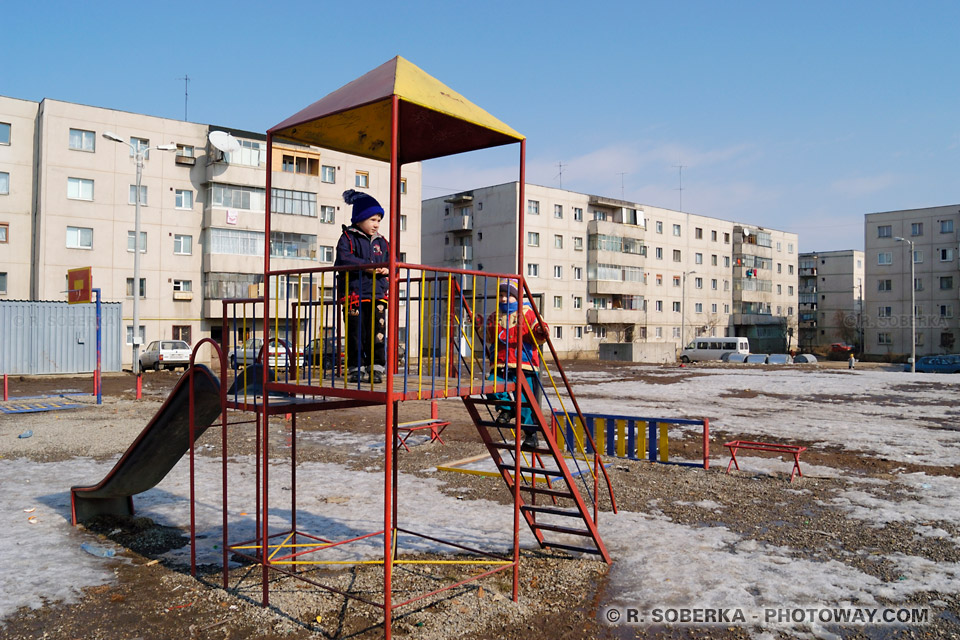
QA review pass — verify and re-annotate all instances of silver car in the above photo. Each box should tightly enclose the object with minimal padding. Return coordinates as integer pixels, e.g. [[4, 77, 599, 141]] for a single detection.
[[139, 340, 191, 371]]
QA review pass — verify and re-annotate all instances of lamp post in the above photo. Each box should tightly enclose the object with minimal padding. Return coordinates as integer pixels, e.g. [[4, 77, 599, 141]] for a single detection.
[[894, 237, 916, 373], [102, 132, 177, 374], [681, 270, 697, 350]]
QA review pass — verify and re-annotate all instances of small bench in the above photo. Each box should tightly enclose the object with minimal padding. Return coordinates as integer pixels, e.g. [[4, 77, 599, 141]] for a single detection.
[[397, 401, 449, 452], [724, 440, 807, 482]]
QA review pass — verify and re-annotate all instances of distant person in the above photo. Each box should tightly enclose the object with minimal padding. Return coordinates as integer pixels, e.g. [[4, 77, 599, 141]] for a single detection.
[[848, 353, 856, 369], [335, 190, 390, 383], [485, 281, 548, 449]]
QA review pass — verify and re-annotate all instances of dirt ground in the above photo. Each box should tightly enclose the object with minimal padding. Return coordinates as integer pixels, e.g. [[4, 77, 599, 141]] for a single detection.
[[1, 361, 957, 639]]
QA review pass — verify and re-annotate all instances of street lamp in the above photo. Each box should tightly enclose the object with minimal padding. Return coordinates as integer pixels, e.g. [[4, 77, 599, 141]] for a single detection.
[[103, 132, 177, 375], [681, 270, 697, 350], [894, 237, 916, 373]]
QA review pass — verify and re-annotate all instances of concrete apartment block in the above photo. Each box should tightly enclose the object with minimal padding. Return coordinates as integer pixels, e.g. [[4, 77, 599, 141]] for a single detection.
[[797, 250, 864, 350], [0, 96, 40, 300], [422, 182, 798, 358], [864, 205, 960, 358]]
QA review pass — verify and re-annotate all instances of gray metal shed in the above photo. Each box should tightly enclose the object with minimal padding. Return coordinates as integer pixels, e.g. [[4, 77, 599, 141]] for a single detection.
[[0, 300, 123, 374]]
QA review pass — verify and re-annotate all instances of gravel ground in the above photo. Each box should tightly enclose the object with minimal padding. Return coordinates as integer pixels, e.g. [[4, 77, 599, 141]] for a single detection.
[[0, 362, 958, 639]]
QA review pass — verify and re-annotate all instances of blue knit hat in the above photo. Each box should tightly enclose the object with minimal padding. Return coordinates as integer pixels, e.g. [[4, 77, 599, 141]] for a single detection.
[[343, 189, 384, 224]]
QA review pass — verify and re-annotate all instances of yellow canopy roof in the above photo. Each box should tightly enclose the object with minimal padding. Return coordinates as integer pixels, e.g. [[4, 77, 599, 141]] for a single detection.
[[269, 56, 524, 164]]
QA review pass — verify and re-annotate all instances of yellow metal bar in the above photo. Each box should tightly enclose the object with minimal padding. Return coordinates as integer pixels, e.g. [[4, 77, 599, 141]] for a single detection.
[[616, 419, 626, 458], [492, 277, 500, 393], [469, 274, 477, 393], [267, 532, 295, 561], [594, 418, 605, 456], [418, 272, 426, 399], [343, 272, 350, 389], [294, 274, 302, 383], [637, 422, 646, 460], [659, 423, 669, 462], [444, 272, 452, 395]]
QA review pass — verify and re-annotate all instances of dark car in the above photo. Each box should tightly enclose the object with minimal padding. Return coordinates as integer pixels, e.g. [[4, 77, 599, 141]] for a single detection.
[[828, 343, 855, 360], [906, 355, 960, 373], [303, 337, 343, 369]]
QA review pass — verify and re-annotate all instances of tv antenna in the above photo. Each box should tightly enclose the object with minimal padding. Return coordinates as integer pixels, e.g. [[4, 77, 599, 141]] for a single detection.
[[178, 74, 190, 121], [673, 161, 686, 212], [208, 130, 241, 161], [616, 172, 627, 199], [555, 161, 566, 189]]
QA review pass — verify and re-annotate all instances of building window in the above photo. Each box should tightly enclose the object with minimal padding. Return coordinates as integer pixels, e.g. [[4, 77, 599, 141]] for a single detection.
[[554, 325, 563, 339], [655, 300, 663, 312], [711, 230, 717, 241], [940, 248, 955, 262], [172, 325, 192, 344], [0, 122, 9, 145], [271, 188, 317, 217], [0, 223, 7, 243], [527, 263, 539, 277], [554, 234, 563, 249], [67, 177, 94, 201], [527, 200, 540, 215], [911, 222, 923, 237], [711, 278, 717, 290], [321, 165, 336, 183], [66, 226, 93, 249], [940, 304, 954, 318], [573, 237, 584, 251], [877, 252, 892, 265], [672, 249, 681, 262], [400, 178, 407, 195], [176, 144, 194, 158], [129, 185, 148, 206], [788, 286, 794, 295], [655, 221, 663, 234], [173, 279, 192, 292], [554, 265, 562, 279], [724, 232, 730, 244], [776, 241, 782, 252], [319, 205, 336, 224], [127, 231, 147, 253], [174, 234, 192, 255], [673, 276, 681, 287], [400, 215, 407, 231], [574, 326, 583, 339], [573, 267, 582, 280], [0, 272, 6, 294], [695, 253, 703, 264], [789, 265, 794, 275], [787, 243, 794, 254], [711, 303, 718, 313], [672, 224, 681, 236], [692, 277, 701, 289], [573, 296, 582, 309], [941, 219, 954, 234], [695, 227, 703, 239], [695, 303, 703, 313], [877, 332, 892, 345], [877, 225, 892, 238], [711, 254, 718, 266], [554, 204, 563, 219], [593, 210, 607, 221], [878, 306, 892, 318], [724, 280, 730, 291], [223, 139, 264, 167], [69, 128, 95, 151], [175, 189, 193, 209], [126, 277, 146, 298], [210, 184, 266, 211], [126, 325, 146, 346], [553, 295, 562, 309], [355, 171, 369, 188], [318, 245, 334, 263], [130, 137, 149, 159], [913, 250, 923, 263], [878, 279, 892, 291], [915, 278, 923, 291], [653, 247, 662, 260], [270, 231, 317, 260], [672, 301, 681, 312], [724, 256, 731, 267], [573, 207, 583, 221], [527, 231, 539, 247], [940, 276, 954, 290]]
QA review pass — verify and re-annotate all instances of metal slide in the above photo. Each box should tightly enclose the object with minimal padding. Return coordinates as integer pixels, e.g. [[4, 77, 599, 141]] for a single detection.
[[70, 365, 221, 525]]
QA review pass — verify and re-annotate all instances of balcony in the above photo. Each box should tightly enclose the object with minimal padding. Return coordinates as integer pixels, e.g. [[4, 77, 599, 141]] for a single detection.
[[444, 245, 473, 262], [175, 155, 196, 167], [587, 307, 645, 324], [799, 267, 817, 276], [442, 213, 473, 233], [173, 291, 194, 301]]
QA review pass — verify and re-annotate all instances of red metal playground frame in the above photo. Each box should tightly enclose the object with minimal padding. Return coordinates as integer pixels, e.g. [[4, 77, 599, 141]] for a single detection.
[[179, 58, 616, 639]]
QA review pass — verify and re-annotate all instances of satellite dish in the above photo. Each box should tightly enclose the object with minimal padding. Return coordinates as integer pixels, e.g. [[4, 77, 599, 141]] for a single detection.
[[742, 228, 751, 237], [208, 130, 241, 154]]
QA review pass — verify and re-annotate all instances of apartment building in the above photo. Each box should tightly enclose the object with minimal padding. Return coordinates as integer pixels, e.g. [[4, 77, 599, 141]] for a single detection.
[[797, 250, 864, 350], [422, 182, 798, 357], [0, 95, 421, 368], [863, 205, 960, 357]]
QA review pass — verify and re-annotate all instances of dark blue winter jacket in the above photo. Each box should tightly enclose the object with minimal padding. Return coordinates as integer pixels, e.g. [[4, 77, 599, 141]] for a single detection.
[[335, 225, 390, 301]]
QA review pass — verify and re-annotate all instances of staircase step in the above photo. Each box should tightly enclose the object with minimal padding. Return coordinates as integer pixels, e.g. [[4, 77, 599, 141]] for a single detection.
[[520, 505, 584, 518], [542, 541, 604, 556], [529, 522, 593, 536], [519, 485, 574, 499], [487, 442, 554, 456], [497, 463, 564, 477]]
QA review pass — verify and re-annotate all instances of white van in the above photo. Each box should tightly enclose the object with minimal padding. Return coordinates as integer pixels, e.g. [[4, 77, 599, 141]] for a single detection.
[[679, 337, 750, 362]]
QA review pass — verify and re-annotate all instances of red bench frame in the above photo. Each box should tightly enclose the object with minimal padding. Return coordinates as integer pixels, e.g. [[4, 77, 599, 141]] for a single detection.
[[396, 401, 449, 452], [724, 440, 807, 482]]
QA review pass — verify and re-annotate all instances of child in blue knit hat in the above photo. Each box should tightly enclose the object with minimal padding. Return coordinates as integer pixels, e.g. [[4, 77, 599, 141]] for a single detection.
[[335, 189, 390, 383]]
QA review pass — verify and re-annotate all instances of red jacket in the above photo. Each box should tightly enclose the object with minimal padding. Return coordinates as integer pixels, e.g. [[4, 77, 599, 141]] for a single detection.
[[486, 303, 547, 371]]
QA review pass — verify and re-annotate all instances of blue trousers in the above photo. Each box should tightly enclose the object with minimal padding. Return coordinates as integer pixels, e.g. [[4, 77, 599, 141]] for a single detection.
[[486, 366, 541, 435]]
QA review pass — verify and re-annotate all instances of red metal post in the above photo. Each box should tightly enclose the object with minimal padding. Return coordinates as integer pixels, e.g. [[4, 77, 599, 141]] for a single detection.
[[136, 374, 142, 400], [511, 139, 526, 603], [261, 132, 274, 606], [3, 374, 7, 401], [703, 418, 710, 470]]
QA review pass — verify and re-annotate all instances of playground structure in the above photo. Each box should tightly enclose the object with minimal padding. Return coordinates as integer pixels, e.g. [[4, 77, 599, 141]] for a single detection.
[[69, 57, 618, 639]]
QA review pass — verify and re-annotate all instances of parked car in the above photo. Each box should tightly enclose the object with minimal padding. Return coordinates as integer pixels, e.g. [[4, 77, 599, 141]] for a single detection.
[[229, 338, 263, 368], [259, 338, 301, 369], [906, 355, 960, 373], [828, 343, 855, 361], [139, 340, 191, 371], [303, 337, 343, 369]]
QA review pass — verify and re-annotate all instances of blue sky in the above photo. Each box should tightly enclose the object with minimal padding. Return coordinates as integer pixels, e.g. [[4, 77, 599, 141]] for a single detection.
[[5, 0, 958, 251]]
